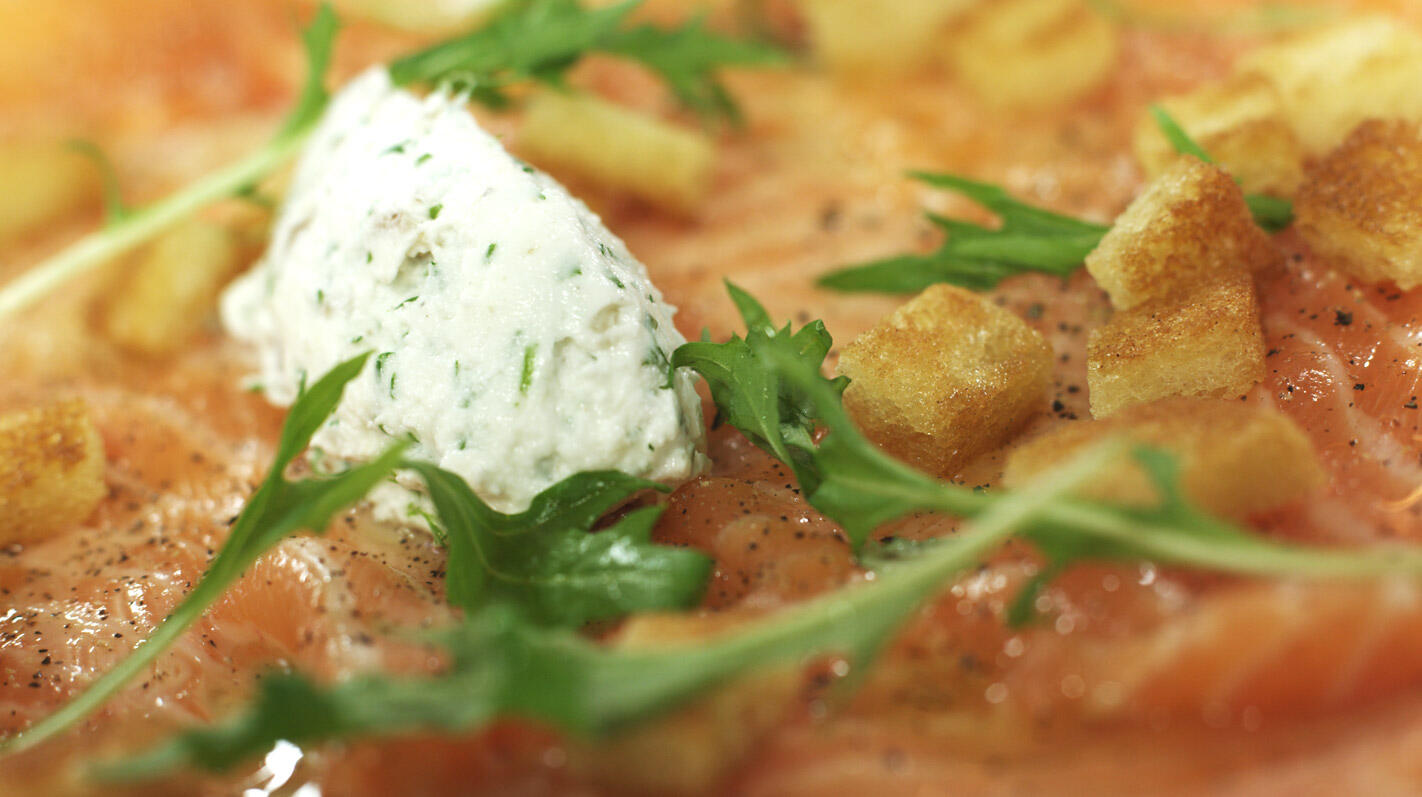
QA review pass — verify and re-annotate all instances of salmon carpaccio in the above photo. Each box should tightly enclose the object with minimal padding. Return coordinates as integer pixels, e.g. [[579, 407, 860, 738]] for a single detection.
[[4, 2, 1422, 795]]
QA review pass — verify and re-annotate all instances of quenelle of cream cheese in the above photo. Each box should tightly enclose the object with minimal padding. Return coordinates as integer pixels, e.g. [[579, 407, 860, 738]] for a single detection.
[[222, 68, 707, 516]]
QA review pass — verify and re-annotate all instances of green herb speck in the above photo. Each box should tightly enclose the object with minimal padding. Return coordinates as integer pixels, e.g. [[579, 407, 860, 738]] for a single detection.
[[520, 344, 538, 394], [429, 204, 443, 220], [485, 243, 498, 261]]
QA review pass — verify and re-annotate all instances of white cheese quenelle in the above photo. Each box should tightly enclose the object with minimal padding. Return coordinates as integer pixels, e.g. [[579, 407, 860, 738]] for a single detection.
[[222, 68, 708, 517]]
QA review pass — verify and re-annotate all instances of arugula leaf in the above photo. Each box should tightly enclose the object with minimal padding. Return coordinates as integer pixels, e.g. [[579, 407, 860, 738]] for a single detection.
[[100, 285, 1422, 779], [671, 282, 846, 494], [106, 431, 1109, 780], [0, 1, 784, 321], [0, 3, 339, 323], [389, 0, 786, 122], [67, 141, 132, 226], [690, 285, 1422, 589], [1148, 105, 1214, 163], [818, 171, 1109, 294], [1148, 104, 1295, 233], [600, 13, 789, 123], [0, 353, 405, 756], [404, 463, 710, 625]]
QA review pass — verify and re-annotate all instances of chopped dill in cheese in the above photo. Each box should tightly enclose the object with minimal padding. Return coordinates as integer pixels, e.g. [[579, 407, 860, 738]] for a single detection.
[[222, 68, 707, 515]]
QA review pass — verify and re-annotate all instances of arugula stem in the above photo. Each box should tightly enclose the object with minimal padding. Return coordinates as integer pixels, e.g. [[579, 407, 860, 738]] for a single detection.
[[586, 440, 1120, 728], [0, 130, 310, 323], [1046, 501, 1422, 579]]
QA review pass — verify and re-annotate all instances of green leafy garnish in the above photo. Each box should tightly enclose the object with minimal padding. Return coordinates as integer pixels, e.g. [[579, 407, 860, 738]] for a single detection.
[[0, 1, 784, 321], [600, 13, 789, 124], [0, 4, 338, 323], [820, 107, 1299, 295], [95, 285, 1422, 778], [0, 352, 405, 757], [404, 464, 710, 625], [388, 0, 786, 122], [698, 287, 1422, 585], [671, 282, 845, 494], [1149, 104, 1294, 233], [105, 428, 1109, 781], [817, 171, 1109, 294], [67, 141, 133, 226]]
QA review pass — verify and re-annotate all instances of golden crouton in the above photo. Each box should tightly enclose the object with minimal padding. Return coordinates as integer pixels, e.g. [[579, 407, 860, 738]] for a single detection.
[[837, 284, 1052, 478], [570, 664, 798, 795], [519, 92, 715, 215], [1238, 15, 1422, 155], [336, 0, 501, 32], [0, 139, 97, 243], [1132, 73, 1305, 197], [1085, 157, 1278, 311], [1295, 119, 1422, 290], [1003, 397, 1324, 519], [0, 399, 105, 545], [799, 0, 977, 75], [102, 219, 242, 355], [945, 0, 1118, 109], [1087, 272, 1265, 418]]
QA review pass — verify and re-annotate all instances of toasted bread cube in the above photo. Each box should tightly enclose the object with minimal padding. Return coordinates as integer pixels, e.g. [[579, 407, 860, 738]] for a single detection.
[[1087, 272, 1265, 418], [101, 219, 241, 355], [1132, 73, 1305, 197], [1003, 398, 1324, 518], [1296, 119, 1422, 290], [837, 284, 1052, 477], [1085, 157, 1278, 311], [336, 0, 501, 32], [1238, 15, 1422, 155], [946, 0, 1118, 109], [519, 92, 715, 215], [799, 0, 977, 75], [0, 400, 105, 544], [570, 663, 797, 795], [0, 140, 97, 243]]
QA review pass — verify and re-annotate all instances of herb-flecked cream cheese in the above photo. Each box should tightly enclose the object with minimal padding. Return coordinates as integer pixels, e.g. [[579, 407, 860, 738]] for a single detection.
[[222, 68, 708, 516]]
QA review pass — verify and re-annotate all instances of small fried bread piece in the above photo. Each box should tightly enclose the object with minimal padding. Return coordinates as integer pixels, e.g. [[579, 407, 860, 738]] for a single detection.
[[946, 0, 1118, 109], [519, 92, 715, 215], [1295, 119, 1422, 290], [1238, 15, 1422, 155], [1085, 157, 1278, 311], [102, 219, 242, 356], [0, 139, 97, 243], [1003, 397, 1324, 519], [1087, 272, 1265, 418], [837, 284, 1052, 478], [799, 0, 976, 75], [0, 399, 105, 545], [1132, 73, 1305, 198]]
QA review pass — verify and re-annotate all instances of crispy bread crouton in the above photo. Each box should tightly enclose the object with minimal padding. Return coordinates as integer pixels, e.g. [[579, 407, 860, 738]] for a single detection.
[[102, 219, 242, 356], [1003, 397, 1324, 518], [0, 139, 97, 243], [1296, 119, 1422, 290], [1132, 73, 1305, 198], [519, 92, 715, 215], [799, 0, 976, 75], [1087, 272, 1265, 418], [1238, 15, 1422, 155], [0, 399, 105, 544], [1085, 157, 1278, 311], [945, 0, 1118, 109], [837, 284, 1052, 477]]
